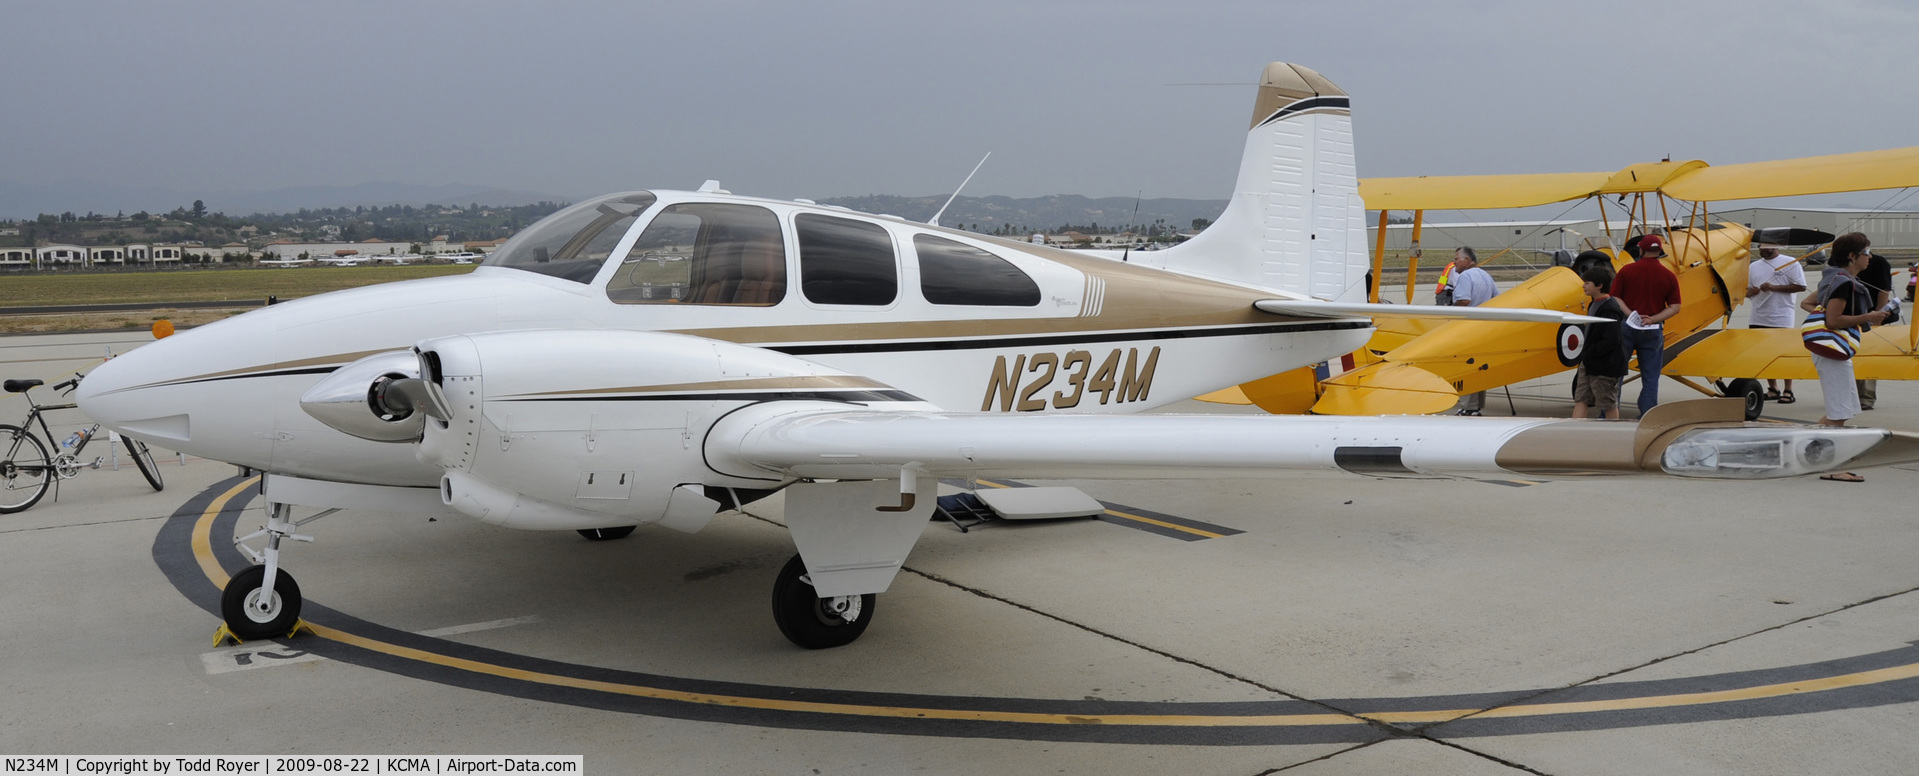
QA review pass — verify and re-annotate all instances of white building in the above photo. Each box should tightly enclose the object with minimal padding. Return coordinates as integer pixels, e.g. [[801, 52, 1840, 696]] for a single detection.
[[36, 245, 87, 265], [0, 248, 32, 265]]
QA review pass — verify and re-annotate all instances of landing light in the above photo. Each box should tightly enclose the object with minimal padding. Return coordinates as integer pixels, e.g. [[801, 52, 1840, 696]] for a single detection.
[[1661, 427, 1884, 479]]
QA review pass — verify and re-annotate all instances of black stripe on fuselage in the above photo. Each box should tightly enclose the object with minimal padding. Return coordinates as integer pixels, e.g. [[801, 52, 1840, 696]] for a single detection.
[[762, 320, 1369, 356]]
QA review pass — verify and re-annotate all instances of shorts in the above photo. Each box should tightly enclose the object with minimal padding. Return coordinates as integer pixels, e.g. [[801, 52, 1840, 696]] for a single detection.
[[1573, 367, 1622, 411]]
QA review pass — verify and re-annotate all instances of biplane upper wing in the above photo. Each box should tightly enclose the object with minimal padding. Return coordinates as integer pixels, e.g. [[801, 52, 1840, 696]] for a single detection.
[[1359, 171, 1613, 211], [1661, 146, 1919, 202], [1361, 146, 1919, 211]]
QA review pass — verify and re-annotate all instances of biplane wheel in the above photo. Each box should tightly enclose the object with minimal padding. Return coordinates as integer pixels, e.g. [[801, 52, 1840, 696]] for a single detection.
[[577, 526, 636, 541], [220, 565, 303, 640], [1726, 378, 1765, 421], [771, 554, 874, 650], [1554, 324, 1586, 368]]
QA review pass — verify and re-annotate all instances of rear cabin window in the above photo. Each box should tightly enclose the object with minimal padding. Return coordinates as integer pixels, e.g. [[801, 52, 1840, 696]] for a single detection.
[[796, 214, 897, 306], [484, 192, 655, 283], [606, 203, 786, 305], [915, 235, 1041, 306]]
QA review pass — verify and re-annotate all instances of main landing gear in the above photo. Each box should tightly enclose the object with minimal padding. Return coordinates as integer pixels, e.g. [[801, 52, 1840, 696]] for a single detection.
[[220, 502, 336, 641], [770, 554, 875, 649]]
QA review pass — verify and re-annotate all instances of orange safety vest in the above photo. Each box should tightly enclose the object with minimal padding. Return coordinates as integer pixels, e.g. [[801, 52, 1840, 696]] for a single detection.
[[1435, 262, 1454, 294]]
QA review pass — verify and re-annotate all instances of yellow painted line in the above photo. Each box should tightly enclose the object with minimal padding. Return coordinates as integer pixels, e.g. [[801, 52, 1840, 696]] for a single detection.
[[308, 622, 1357, 727], [1099, 509, 1228, 539], [187, 479, 1919, 729], [975, 479, 1226, 539], [193, 476, 260, 588]]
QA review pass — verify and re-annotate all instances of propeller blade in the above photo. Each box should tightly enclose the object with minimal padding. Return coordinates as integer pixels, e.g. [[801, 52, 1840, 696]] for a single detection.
[[377, 377, 453, 423]]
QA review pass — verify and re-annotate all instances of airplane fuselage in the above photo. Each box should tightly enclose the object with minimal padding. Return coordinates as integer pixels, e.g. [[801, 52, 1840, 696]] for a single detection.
[[80, 190, 1374, 490]]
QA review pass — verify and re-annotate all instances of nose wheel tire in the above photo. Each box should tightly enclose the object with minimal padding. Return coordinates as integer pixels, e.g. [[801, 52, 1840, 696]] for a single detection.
[[0, 424, 53, 514], [220, 565, 303, 640], [577, 526, 636, 541], [126, 439, 164, 492], [771, 554, 875, 649]]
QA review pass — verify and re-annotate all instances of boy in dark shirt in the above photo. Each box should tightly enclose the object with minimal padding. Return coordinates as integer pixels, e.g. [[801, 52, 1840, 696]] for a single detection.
[[1573, 265, 1629, 419]]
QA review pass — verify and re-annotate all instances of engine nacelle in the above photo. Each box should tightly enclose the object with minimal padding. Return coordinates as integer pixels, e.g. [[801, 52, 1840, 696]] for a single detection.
[[408, 329, 902, 531]]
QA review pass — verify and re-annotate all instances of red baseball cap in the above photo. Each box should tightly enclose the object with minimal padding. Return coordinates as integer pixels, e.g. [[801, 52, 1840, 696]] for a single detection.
[[1640, 234, 1666, 256]]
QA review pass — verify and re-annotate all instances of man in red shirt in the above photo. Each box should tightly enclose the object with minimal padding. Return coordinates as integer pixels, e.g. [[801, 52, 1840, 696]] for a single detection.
[[1610, 234, 1682, 415]]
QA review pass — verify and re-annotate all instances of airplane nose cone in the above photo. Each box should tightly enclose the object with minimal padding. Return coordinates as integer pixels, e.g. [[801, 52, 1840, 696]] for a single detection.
[[76, 313, 283, 470], [77, 334, 199, 445]]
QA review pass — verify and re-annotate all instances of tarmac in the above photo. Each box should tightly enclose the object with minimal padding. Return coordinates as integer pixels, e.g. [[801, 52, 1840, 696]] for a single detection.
[[4, 316, 1919, 774]]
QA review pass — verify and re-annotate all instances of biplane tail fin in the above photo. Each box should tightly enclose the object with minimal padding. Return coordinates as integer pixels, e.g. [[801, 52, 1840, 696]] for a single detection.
[[1146, 62, 1368, 303]]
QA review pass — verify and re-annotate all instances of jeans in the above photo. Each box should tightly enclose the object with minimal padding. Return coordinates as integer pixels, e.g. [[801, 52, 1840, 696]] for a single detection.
[[1620, 324, 1664, 416]]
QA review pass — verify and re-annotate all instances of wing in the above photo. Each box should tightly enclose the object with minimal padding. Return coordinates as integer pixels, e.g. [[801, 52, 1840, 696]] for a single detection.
[[1362, 147, 1919, 214], [707, 399, 1910, 483], [1664, 326, 1919, 381], [1359, 172, 1613, 211], [1662, 146, 1919, 202], [1255, 299, 1603, 324]]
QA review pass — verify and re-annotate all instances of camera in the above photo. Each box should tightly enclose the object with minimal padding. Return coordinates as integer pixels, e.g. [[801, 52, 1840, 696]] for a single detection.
[[1883, 300, 1902, 326]]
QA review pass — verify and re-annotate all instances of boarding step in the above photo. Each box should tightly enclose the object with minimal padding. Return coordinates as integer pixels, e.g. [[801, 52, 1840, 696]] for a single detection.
[[934, 487, 1106, 533]]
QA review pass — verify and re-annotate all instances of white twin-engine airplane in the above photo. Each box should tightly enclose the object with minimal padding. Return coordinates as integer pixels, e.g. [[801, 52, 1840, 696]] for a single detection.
[[78, 63, 1919, 649]]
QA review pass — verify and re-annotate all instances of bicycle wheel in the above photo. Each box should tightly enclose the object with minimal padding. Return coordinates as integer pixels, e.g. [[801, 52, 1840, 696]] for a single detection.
[[126, 438, 164, 492], [0, 423, 53, 513]]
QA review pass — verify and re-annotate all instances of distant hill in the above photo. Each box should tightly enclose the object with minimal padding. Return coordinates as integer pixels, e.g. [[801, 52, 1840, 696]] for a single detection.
[[818, 194, 1229, 234], [0, 180, 562, 220]]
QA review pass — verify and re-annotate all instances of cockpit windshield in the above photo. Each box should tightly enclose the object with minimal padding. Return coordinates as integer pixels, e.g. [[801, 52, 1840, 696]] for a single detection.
[[483, 192, 657, 283]]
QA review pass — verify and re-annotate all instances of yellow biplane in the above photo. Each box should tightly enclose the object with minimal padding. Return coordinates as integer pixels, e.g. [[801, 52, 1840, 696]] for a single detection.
[[1207, 146, 1919, 419]]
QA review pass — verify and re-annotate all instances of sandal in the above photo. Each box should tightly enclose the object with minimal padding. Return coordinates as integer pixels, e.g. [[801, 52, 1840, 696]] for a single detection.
[[1778, 390, 1795, 404], [1764, 388, 1782, 401], [1821, 472, 1865, 483]]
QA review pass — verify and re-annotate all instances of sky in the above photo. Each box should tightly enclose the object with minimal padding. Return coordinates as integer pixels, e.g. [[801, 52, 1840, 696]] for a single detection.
[[6, 0, 1918, 212]]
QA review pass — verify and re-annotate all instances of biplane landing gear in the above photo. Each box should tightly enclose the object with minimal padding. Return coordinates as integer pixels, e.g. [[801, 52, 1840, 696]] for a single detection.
[[220, 502, 330, 640], [1723, 378, 1765, 421], [771, 553, 875, 649], [577, 526, 636, 541]]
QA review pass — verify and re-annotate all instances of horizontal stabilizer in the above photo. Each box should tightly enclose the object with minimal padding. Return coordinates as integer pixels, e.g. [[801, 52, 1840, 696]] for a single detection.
[[1257, 299, 1604, 324], [1312, 362, 1460, 416]]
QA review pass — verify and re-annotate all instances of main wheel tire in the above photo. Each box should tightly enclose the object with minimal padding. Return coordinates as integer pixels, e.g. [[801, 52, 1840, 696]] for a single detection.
[[577, 526, 636, 541], [771, 554, 875, 649], [220, 565, 303, 640], [126, 439, 164, 492], [0, 424, 53, 514], [1727, 378, 1765, 421]]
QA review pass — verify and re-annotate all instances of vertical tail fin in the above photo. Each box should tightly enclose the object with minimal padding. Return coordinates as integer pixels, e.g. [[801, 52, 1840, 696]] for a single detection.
[[1144, 62, 1367, 302]]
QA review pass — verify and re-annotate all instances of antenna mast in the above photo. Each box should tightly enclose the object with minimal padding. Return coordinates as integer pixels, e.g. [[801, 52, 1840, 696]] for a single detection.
[[930, 152, 991, 227]]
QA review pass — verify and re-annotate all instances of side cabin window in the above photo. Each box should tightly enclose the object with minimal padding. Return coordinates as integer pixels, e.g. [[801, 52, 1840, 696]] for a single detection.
[[797, 214, 896, 306], [915, 235, 1041, 306], [484, 192, 656, 283], [606, 203, 785, 306]]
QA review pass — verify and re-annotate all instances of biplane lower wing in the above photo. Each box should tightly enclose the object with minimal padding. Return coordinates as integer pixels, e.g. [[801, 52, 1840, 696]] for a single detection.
[[1663, 326, 1919, 381]]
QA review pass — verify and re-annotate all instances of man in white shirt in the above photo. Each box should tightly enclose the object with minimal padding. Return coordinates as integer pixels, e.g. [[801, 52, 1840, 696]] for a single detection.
[[1450, 247, 1498, 414], [1745, 243, 1806, 403]]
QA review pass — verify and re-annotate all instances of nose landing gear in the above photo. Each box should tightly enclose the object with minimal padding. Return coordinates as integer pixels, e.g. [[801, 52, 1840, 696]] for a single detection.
[[218, 502, 336, 641]]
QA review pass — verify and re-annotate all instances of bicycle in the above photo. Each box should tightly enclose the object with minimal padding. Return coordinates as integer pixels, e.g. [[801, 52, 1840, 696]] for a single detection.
[[1, 370, 164, 513]]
